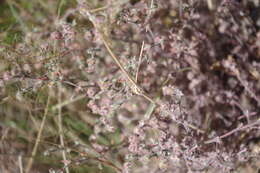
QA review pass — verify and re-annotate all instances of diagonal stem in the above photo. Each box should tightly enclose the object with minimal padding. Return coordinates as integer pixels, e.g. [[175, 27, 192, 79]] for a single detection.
[[82, 7, 156, 104], [135, 41, 145, 83], [25, 94, 50, 173]]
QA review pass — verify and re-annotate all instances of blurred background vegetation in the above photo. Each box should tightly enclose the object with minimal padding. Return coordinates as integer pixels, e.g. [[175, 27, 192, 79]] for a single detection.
[[0, 0, 122, 172]]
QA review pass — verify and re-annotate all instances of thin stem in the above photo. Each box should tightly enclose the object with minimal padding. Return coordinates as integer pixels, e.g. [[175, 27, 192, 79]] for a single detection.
[[145, 0, 154, 32], [101, 35, 156, 104], [150, 0, 154, 12], [135, 41, 145, 83], [90, 5, 109, 13], [205, 118, 260, 144], [25, 94, 50, 173], [52, 94, 86, 110], [18, 155, 24, 173], [58, 83, 70, 173], [80, 6, 156, 104]]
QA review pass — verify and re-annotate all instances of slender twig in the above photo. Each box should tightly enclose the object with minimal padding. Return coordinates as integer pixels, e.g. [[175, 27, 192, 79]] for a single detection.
[[52, 94, 86, 110], [25, 95, 50, 173], [18, 155, 24, 173], [58, 83, 70, 173], [149, 0, 154, 14], [61, 5, 109, 22], [90, 5, 109, 13], [182, 121, 205, 134], [204, 118, 260, 144], [145, 0, 154, 32], [101, 31, 156, 104], [79, 6, 156, 104], [135, 41, 145, 83], [101, 36, 140, 89]]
